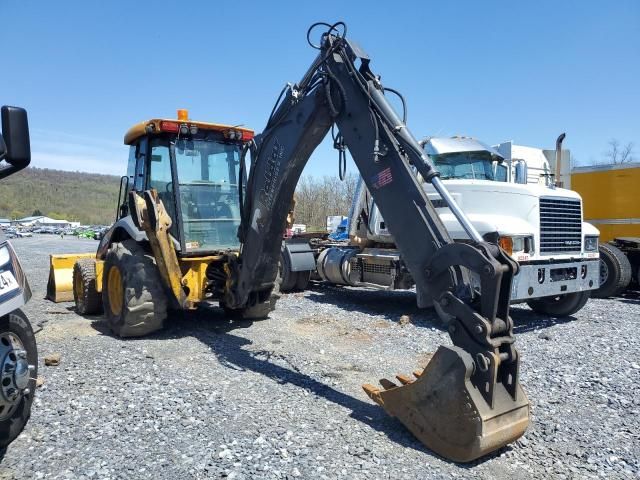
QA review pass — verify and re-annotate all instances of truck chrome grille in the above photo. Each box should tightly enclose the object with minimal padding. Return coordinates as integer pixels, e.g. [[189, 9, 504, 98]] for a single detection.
[[539, 197, 582, 254]]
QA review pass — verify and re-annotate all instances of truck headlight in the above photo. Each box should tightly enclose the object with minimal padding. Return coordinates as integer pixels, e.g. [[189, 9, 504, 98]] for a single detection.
[[584, 236, 599, 252], [499, 235, 534, 256]]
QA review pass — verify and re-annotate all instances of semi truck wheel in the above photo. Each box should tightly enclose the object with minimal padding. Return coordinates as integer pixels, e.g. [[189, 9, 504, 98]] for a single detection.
[[278, 251, 297, 292], [102, 240, 167, 337], [0, 309, 37, 448], [527, 291, 590, 317], [73, 258, 103, 315], [294, 270, 310, 291], [593, 243, 632, 298]]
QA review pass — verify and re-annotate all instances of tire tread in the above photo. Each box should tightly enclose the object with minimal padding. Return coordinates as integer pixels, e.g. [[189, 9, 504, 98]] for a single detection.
[[593, 243, 632, 298]]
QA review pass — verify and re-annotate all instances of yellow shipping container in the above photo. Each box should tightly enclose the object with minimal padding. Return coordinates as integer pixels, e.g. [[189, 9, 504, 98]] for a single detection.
[[570, 163, 640, 243]]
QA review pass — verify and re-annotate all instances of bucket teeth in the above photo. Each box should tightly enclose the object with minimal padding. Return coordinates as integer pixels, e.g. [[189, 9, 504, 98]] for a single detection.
[[379, 378, 398, 390], [361, 345, 530, 463], [395, 373, 413, 385], [362, 383, 379, 397]]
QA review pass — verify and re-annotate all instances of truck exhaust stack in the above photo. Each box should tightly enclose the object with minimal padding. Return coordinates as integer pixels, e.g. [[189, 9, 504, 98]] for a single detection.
[[555, 133, 566, 187]]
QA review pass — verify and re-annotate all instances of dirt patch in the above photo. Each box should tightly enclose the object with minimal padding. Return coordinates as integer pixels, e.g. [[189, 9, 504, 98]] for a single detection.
[[336, 328, 372, 342], [295, 315, 372, 343], [372, 320, 391, 329], [39, 317, 99, 340]]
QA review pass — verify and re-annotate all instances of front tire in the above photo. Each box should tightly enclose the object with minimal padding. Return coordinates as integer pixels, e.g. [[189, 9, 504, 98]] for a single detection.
[[0, 309, 37, 448], [593, 243, 632, 298], [73, 258, 103, 315], [527, 291, 590, 317], [102, 240, 167, 337]]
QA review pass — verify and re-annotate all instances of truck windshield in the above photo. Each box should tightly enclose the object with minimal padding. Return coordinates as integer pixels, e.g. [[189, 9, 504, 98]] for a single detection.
[[173, 138, 242, 252], [430, 151, 506, 181]]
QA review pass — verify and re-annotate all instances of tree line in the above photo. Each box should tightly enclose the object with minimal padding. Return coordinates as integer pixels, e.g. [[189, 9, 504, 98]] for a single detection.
[[0, 167, 121, 224], [293, 173, 358, 230], [0, 166, 360, 229]]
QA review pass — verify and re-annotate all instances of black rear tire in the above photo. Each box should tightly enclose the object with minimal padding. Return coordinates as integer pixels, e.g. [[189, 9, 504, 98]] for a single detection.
[[102, 240, 167, 337], [278, 250, 297, 292], [593, 243, 632, 298], [73, 258, 103, 315], [0, 309, 37, 448], [294, 270, 310, 291], [527, 291, 590, 317]]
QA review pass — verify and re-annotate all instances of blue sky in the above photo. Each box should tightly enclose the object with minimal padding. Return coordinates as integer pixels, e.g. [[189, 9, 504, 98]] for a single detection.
[[1, 1, 638, 176]]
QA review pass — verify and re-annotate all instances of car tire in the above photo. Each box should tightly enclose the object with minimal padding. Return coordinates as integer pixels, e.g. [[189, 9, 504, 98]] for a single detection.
[[593, 243, 632, 298], [0, 309, 37, 448]]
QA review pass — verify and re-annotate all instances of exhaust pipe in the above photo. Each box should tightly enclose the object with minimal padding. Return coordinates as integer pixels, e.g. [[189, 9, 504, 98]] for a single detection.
[[555, 133, 566, 187]]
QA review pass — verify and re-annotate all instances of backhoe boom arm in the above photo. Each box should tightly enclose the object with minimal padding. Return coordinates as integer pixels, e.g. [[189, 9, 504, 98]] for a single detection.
[[225, 24, 529, 461]]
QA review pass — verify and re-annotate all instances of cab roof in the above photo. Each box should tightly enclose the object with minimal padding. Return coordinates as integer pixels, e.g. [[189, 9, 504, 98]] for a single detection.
[[124, 118, 254, 145], [424, 136, 503, 159]]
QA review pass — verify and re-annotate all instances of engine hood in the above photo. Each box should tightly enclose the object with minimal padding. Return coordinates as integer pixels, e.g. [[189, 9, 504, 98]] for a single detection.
[[430, 179, 581, 202], [424, 180, 582, 239]]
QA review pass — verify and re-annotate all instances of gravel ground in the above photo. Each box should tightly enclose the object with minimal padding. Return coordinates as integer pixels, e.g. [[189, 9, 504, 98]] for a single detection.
[[0, 236, 638, 479]]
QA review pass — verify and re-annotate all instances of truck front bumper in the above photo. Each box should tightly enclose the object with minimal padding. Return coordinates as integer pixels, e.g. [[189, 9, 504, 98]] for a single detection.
[[510, 260, 600, 303]]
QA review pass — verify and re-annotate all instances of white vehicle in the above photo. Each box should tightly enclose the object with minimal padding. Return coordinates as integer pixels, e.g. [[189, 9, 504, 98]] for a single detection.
[[285, 136, 600, 317]]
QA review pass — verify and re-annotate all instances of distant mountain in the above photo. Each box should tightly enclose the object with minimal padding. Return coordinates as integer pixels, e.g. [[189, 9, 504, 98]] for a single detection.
[[0, 167, 121, 225]]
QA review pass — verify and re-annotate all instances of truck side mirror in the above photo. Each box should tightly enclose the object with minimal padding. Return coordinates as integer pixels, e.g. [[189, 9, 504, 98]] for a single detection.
[[1, 106, 31, 170], [494, 163, 508, 182], [514, 160, 528, 184]]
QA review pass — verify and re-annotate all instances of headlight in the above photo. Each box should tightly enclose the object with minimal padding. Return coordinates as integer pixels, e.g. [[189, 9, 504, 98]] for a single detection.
[[0, 246, 10, 267], [585, 236, 599, 252], [499, 235, 534, 256]]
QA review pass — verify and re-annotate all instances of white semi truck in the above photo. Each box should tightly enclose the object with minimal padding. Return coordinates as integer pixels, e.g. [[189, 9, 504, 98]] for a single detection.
[[282, 136, 600, 317]]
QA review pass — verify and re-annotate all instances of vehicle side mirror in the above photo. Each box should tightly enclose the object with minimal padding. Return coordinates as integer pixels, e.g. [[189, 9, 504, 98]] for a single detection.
[[514, 160, 528, 184], [495, 163, 508, 182], [1, 106, 31, 170]]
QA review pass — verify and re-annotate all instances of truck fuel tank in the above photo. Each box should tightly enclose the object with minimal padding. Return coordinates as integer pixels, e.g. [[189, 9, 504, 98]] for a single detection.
[[316, 247, 359, 286]]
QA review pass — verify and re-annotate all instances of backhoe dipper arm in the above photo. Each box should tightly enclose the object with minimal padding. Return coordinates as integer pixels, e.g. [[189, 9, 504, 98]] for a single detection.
[[226, 24, 529, 462]]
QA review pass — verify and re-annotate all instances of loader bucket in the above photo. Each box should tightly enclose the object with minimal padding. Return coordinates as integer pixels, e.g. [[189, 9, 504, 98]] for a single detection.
[[363, 345, 529, 463], [46, 253, 95, 302]]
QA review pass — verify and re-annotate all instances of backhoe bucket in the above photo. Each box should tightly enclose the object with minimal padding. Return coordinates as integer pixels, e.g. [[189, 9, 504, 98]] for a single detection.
[[363, 345, 529, 462], [46, 253, 95, 302]]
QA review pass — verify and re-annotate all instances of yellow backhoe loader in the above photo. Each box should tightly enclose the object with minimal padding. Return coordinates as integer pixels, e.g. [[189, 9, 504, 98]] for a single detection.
[[47, 23, 530, 462]]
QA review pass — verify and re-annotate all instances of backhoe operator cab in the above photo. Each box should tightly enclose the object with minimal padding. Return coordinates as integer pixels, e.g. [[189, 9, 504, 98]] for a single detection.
[[47, 110, 256, 336], [113, 110, 250, 254]]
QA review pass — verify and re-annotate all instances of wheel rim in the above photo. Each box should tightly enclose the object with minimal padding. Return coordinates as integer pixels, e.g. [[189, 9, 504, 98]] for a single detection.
[[599, 259, 609, 286], [107, 266, 124, 316], [0, 330, 34, 421]]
